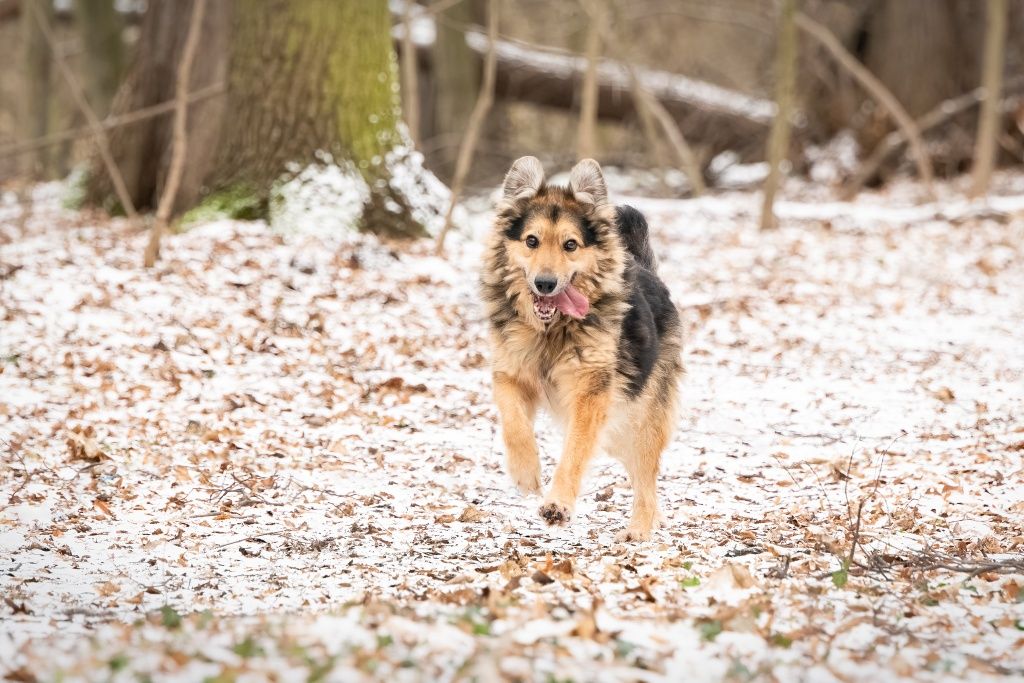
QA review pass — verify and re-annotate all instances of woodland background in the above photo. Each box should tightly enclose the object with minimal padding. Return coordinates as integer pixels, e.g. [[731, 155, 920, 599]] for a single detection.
[[1, 1, 1023, 682]]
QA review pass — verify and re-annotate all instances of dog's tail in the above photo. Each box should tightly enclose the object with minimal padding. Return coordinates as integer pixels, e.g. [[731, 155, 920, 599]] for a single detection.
[[615, 205, 657, 270]]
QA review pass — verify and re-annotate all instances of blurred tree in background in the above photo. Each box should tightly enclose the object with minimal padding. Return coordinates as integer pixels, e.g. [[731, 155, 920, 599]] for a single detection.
[[86, 0, 429, 237], [2, 0, 1024, 230]]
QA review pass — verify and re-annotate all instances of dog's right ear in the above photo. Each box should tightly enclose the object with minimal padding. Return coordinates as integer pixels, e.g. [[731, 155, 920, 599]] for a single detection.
[[501, 156, 545, 202]]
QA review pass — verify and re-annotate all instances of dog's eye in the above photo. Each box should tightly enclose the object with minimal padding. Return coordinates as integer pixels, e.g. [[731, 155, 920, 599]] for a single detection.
[[563, 239, 578, 252], [525, 235, 539, 249]]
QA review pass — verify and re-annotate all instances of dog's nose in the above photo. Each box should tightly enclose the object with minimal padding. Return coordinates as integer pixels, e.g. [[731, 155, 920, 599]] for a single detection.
[[534, 275, 557, 295]]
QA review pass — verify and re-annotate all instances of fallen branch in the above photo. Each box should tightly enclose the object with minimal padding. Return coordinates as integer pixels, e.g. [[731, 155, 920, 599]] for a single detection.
[[144, 0, 206, 267], [30, 1, 137, 218], [0, 84, 224, 160], [795, 11, 935, 199], [434, 0, 498, 255]]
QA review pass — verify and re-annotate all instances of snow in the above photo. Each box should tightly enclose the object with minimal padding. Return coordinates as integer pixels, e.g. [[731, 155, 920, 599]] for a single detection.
[[1, 171, 1023, 681]]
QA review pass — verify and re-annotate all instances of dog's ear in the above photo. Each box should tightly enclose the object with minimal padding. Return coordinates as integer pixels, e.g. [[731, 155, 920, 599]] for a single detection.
[[568, 158, 608, 209], [502, 156, 545, 201]]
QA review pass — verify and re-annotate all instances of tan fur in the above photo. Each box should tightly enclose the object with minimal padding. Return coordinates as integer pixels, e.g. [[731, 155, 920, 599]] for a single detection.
[[482, 157, 683, 541]]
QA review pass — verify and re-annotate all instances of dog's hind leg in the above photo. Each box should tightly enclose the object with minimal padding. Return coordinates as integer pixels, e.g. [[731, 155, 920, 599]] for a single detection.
[[540, 374, 611, 525], [615, 417, 669, 542], [493, 371, 542, 495]]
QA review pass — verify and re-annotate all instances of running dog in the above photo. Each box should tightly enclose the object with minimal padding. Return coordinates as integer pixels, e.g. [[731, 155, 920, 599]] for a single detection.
[[481, 156, 683, 541]]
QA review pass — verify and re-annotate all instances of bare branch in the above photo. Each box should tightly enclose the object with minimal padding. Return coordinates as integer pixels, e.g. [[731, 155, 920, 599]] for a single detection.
[[795, 11, 934, 199], [144, 0, 207, 268], [0, 84, 225, 160], [434, 0, 498, 255], [30, 0, 137, 218]]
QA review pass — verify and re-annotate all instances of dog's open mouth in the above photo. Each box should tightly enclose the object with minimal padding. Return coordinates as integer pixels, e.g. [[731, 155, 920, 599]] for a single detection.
[[532, 284, 590, 323]]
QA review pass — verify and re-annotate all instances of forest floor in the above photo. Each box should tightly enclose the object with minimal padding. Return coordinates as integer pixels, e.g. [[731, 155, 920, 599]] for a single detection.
[[2, 173, 1023, 682]]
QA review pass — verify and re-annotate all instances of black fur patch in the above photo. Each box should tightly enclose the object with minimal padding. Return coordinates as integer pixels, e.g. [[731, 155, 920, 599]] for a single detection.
[[503, 212, 527, 241], [617, 264, 678, 397], [580, 217, 601, 247]]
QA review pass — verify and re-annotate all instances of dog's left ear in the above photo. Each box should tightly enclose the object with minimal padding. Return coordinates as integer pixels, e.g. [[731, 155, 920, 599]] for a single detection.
[[568, 158, 608, 209]]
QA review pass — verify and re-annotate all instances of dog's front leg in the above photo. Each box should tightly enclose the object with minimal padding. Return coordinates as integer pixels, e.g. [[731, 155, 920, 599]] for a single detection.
[[493, 371, 542, 495], [539, 373, 610, 525]]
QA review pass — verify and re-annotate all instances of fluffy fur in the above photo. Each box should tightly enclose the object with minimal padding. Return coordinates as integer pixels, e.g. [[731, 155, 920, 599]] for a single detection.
[[481, 157, 683, 541]]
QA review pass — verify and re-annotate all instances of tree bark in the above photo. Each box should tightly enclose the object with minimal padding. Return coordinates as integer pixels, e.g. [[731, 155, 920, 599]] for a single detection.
[[89, 0, 425, 236], [74, 0, 124, 117], [760, 0, 797, 231], [970, 0, 1009, 198], [85, 0, 231, 215], [20, 0, 53, 178]]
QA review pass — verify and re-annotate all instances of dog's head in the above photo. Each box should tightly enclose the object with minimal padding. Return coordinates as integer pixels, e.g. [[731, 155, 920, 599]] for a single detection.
[[492, 156, 621, 325]]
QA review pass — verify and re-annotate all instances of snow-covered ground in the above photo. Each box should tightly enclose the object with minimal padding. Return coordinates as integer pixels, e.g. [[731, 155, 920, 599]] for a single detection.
[[1, 175, 1023, 682]]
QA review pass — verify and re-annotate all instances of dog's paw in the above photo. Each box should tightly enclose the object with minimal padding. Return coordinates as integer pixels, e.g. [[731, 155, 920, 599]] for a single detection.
[[538, 501, 572, 526], [615, 527, 652, 542], [510, 468, 542, 496]]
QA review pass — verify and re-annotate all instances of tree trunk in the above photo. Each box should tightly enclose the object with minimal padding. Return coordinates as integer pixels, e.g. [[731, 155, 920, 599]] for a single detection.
[[760, 0, 797, 231], [20, 0, 53, 179], [88, 0, 425, 237], [74, 0, 125, 117], [970, 0, 1009, 198], [432, 0, 480, 177], [85, 0, 231, 215]]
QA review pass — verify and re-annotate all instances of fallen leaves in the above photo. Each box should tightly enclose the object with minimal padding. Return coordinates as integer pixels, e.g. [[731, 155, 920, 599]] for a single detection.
[[66, 425, 108, 463], [3, 179, 1024, 681]]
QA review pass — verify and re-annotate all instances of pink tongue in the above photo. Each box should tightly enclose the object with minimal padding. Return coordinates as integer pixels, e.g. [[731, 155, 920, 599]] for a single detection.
[[552, 284, 589, 319]]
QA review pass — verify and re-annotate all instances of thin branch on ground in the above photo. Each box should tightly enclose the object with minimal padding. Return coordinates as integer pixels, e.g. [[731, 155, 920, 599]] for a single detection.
[[434, 0, 498, 255], [30, 0, 137, 218], [144, 0, 207, 268]]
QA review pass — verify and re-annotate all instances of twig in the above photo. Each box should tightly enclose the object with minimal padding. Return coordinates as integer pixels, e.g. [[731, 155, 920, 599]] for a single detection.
[[434, 0, 498, 255], [216, 530, 290, 549], [845, 498, 865, 573], [30, 1, 137, 218], [144, 0, 206, 268], [795, 12, 934, 199], [0, 84, 224, 159]]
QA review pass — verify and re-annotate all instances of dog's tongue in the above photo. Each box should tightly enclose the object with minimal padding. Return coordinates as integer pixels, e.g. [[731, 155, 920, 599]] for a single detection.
[[552, 284, 589, 319]]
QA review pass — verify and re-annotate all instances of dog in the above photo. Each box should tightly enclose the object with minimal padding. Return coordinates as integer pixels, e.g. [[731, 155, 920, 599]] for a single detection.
[[481, 156, 683, 541]]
